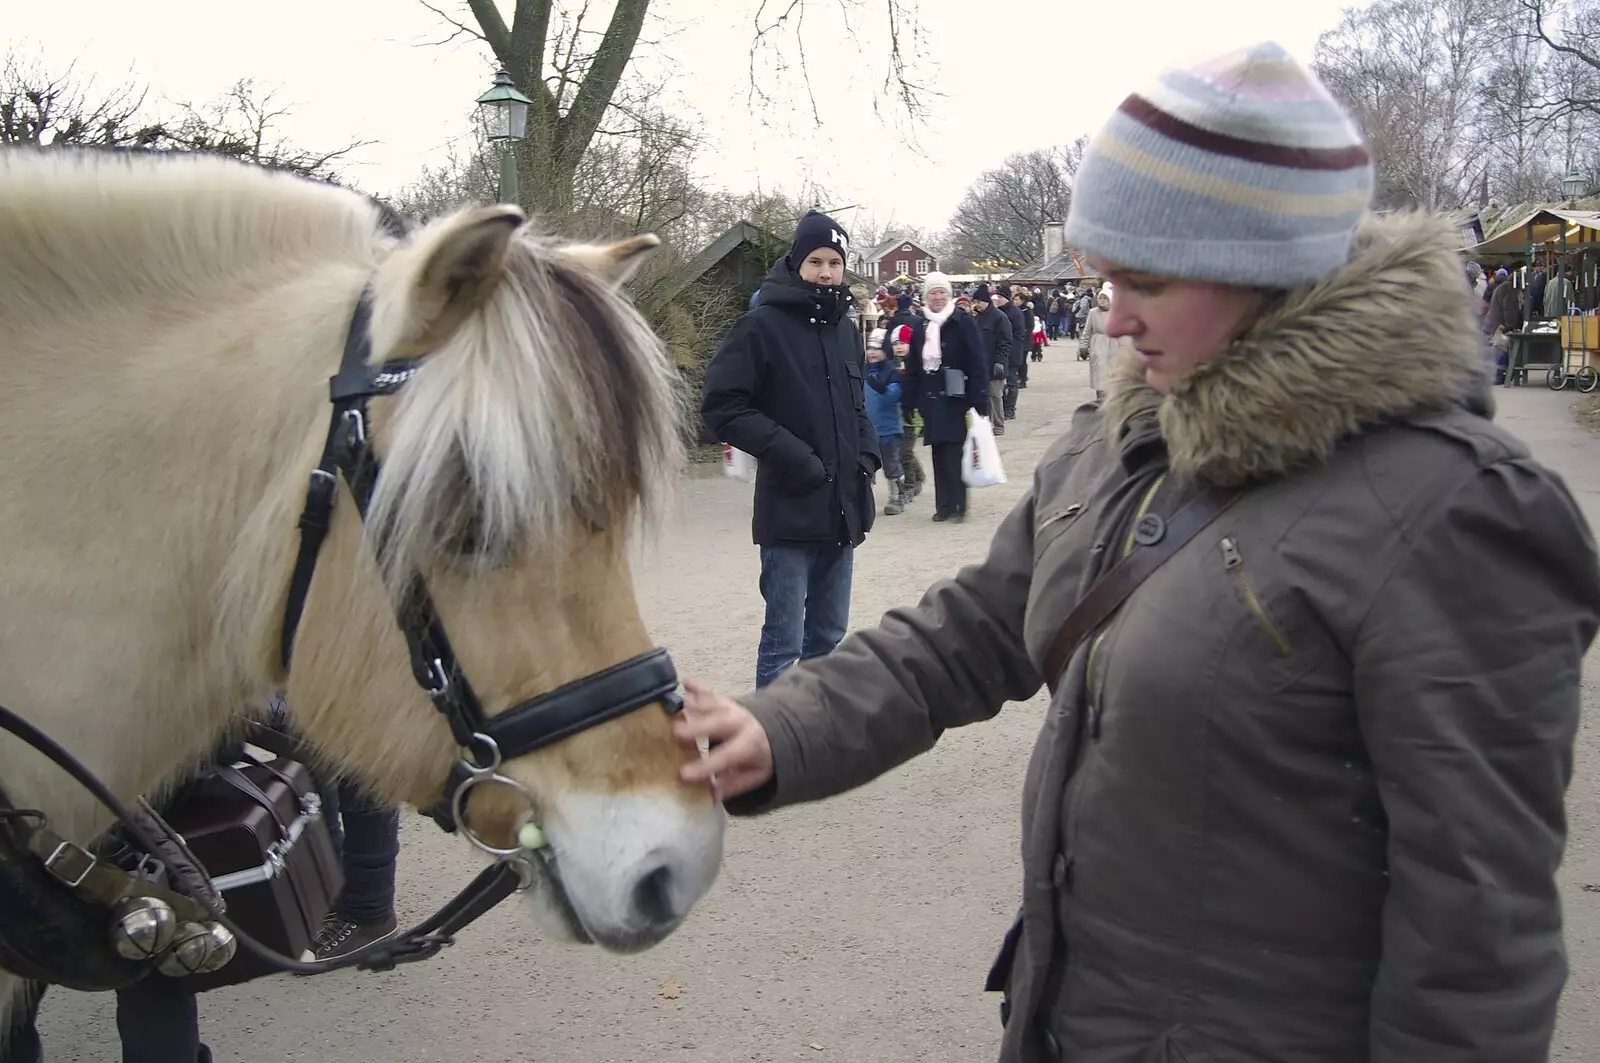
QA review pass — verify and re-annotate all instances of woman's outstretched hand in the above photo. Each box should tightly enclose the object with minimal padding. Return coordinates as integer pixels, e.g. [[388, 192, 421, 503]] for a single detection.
[[674, 680, 774, 799]]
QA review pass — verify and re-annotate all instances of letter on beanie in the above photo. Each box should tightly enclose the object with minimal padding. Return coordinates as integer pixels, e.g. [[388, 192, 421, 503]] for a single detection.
[[788, 211, 850, 270]]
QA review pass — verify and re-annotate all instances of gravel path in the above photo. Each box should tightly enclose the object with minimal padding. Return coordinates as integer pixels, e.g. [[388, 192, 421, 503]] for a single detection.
[[34, 357, 1600, 1062]]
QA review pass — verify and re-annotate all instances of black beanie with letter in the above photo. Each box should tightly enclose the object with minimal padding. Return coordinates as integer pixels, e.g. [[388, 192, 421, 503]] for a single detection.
[[788, 211, 850, 270]]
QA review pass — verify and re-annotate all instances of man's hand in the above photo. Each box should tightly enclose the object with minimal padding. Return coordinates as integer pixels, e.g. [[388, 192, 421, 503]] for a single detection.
[[674, 681, 774, 799], [797, 453, 828, 489]]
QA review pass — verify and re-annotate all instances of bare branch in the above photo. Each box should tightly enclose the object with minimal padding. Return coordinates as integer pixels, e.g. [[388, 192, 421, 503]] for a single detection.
[[417, 0, 488, 45]]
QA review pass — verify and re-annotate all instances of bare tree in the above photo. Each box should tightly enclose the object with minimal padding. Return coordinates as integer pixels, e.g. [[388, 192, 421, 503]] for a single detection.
[[164, 80, 371, 182], [0, 52, 165, 147], [423, 1, 926, 217], [1521, 0, 1600, 118], [1478, 16, 1561, 203], [745, 0, 930, 123], [1315, 0, 1507, 210], [2, 54, 368, 183], [390, 137, 502, 219], [941, 143, 1085, 269]]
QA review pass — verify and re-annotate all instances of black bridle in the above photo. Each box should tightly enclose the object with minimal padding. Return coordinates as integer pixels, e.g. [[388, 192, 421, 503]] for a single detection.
[[278, 287, 683, 833], [0, 283, 685, 979]]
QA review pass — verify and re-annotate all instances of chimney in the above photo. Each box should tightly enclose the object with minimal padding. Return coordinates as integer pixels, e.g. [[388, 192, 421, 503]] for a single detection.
[[1043, 220, 1066, 262]]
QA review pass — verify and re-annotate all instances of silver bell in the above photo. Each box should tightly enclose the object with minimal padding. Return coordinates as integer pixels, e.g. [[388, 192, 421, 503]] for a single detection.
[[156, 921, 215, 977], [193, 922, 236, 974], [109, 896, 177, 961]]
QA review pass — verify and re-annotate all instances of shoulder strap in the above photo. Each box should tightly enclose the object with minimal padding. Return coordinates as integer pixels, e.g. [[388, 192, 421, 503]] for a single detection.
[[1043, 485, 1241, 695]]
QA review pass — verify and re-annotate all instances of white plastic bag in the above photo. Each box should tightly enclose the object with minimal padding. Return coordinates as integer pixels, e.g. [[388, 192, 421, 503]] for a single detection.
[[721, 443, 757, 483], [962, 415, 1006, 488]]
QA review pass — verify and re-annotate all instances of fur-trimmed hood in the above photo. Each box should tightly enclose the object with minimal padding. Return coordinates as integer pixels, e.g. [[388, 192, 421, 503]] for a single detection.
[[1103, 212, 1490, 487]]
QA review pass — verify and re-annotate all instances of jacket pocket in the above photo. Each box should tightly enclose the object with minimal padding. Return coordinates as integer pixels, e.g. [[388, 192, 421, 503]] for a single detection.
[[779, 461, 826, 496], [1219, 537, 1292, 656], [845, 360, 865, 409]]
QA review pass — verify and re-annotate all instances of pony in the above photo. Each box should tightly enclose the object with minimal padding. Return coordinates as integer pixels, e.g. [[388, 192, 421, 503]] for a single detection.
[[0, 148, 723, 1029]]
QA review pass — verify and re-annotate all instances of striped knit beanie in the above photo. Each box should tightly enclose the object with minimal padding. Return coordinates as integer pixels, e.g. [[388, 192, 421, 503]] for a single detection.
[[1064, 42, 1373, 288]]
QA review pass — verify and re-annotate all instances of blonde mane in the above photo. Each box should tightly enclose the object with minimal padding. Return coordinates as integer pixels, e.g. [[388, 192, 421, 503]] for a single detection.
[[364, 226, 685, 585]]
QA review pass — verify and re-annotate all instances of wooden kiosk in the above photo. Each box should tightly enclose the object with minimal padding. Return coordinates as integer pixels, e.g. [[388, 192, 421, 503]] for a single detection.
[[1463, 207, 1600, 390]]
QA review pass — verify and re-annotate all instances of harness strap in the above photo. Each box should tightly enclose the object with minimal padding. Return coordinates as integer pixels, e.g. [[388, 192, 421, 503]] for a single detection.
[[1042, 484, 1242, 694], [21, 821, 212, 923], [0, 698, 530, 977], [356, 861, 524, 971], [279, 289, 419, 671]]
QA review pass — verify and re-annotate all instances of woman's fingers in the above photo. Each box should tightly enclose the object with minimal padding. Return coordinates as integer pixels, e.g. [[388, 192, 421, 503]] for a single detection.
[[674, 681, 774, 797]]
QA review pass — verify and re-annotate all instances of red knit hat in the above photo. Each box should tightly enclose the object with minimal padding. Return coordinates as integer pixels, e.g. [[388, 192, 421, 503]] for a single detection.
[[893, 325, 912, 345]]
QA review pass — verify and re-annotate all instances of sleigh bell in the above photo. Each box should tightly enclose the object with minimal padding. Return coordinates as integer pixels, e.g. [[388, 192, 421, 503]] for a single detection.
[[156, 921, 220, 977], [193, 922, 237, 973], [109, 896, 177, 961]]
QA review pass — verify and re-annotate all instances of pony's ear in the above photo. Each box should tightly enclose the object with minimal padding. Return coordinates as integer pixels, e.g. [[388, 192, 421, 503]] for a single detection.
[[409, 204, 525, 346], [563, 233, 661, 287]]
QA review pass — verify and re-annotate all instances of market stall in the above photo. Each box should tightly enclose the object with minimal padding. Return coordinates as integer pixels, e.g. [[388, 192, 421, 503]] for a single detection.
[[1463, 207, 1600, 390]]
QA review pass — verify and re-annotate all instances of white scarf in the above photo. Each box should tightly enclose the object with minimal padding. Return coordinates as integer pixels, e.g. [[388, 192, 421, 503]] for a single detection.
[[922, 299, 956, 372]]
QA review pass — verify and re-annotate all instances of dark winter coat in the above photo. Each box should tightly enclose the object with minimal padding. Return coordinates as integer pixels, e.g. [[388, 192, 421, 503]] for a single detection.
[[701, 258, 881, 548], [1001, 301, 1028, 369], [1528, 269, 1548, 320], [727, 214, 1600, 1062], [901, 309, 991, 446], [974, 305, 1014, 379]]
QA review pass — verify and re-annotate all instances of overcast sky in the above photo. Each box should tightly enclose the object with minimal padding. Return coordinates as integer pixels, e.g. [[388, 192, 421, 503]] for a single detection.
[[11, 0, 1362, 238]]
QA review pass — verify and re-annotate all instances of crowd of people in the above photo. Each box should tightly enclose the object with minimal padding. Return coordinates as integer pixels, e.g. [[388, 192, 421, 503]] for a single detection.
[[698, 213, 1115, 689], [1468, 259, 1583, 383]]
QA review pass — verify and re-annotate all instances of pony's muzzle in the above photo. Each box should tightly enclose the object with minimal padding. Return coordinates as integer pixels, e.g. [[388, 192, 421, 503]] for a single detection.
[[541, 792, 724, 953]]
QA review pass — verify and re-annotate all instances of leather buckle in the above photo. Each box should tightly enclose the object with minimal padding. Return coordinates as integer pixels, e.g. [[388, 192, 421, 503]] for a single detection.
[[44, 839, 95, 888]]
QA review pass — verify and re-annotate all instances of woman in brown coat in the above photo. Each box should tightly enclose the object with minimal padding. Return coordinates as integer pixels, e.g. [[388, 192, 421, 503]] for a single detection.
[[677, 42, 1600, 1063]]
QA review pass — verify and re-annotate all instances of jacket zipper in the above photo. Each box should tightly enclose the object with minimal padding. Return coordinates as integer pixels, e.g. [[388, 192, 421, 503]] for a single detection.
[[1084, 472, 1167, 734], [1219, 537, 1291, 656], [818, 320, 846, 541], [1036, 502, 1083, 535]]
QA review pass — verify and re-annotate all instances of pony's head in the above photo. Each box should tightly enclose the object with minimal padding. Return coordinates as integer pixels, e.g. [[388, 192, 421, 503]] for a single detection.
[[269, 203, 718, 952]]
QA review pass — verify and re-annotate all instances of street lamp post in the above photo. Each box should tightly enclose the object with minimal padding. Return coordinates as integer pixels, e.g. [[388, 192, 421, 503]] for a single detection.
[[1563, 168, 1592, 206], [477, 69, 533, 205]]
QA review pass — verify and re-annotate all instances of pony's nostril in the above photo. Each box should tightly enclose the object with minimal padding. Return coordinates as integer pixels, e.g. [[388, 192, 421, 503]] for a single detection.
[[631, 864, 678, 926]]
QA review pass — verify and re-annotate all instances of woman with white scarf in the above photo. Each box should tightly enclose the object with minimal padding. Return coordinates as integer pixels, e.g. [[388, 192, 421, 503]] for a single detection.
[[1080, 283, 1131, 402], [897, 271, 991, 522]]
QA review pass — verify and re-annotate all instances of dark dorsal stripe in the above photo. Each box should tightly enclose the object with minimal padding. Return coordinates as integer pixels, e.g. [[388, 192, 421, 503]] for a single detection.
[[1118, 94, 1372, 172]]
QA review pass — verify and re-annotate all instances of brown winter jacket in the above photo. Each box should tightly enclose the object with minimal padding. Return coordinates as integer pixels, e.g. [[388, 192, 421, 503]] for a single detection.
[[729, 213, 1600, 1062]]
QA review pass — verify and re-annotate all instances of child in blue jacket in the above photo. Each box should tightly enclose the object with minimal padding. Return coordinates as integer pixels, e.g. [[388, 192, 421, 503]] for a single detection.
[[866, 329, 907, 516]]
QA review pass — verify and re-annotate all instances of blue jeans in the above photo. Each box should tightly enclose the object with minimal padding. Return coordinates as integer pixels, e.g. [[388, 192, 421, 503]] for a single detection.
[[756, 544, 853, 688]]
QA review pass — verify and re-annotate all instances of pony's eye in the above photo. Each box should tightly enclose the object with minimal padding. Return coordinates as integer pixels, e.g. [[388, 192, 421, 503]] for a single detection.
[[443, 510, 484, 557]]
